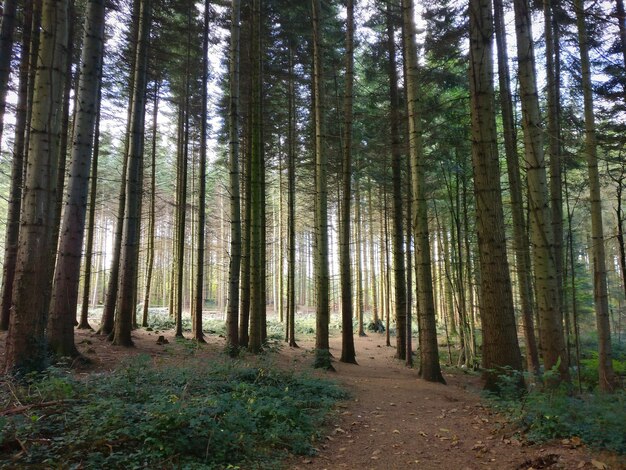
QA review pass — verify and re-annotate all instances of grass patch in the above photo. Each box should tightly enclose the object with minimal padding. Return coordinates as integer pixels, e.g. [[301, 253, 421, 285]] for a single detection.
[[0, 356, 348, 469]]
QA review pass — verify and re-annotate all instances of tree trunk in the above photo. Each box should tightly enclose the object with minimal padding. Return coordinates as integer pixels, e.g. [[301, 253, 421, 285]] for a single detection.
[[493, 0, 540, 375], [386, 1, 407, 361], [141, 82, 159, 327], [574, 0, 616, 392], [544, 0, 564, 323], [247, 0, 263, 353], [312, 0, 332, 370], [3, 0, 68, 373], [0, 1, 33, 331], [339, 0, 357, 365], [286, 41, 298, 348], [112, 0, 152, 347], [48, 0, 105, 357], [468, 0, 523, 390], [513, 0, 569, 382], [0, 0, 17, 149], [79, 89, 101, 330], [402, 0, 444, 383], [226, 0, 241, 353], [194, 0, 210, 343]]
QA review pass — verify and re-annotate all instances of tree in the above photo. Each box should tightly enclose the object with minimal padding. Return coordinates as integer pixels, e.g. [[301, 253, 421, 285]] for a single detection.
[[48, 0, 106, 358], [312, 0, 332, 370], [468, 0, 523, 389], [0, 0, 35, 331], [248, 0, 264, 354], [574, 0, 616, 392], [193, 0, 210, 343], [402, 0, 444, 383], [513, 0, 569, 382], [226, 0, 241, 353], [493, 0, 540, 375], [3, 0, 69, 373], [339, 0, 357, 365], [386, 0, 407, 361], [0, 0, 17, 149], [112, 0, 153, 347]]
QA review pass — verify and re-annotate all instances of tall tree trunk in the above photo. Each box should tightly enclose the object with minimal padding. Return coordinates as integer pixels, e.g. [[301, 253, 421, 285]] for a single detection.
[[513, 0, 569, 381], [386, 0, 407, 361], [574, 0, 616, 392], [112, 0, 152, 347], [402, 0, 444, 383], [312, 0, 332, 369], [194, 0, 210, 343], [99, 0, 141, 337], [544, 0, 564, 321], [0, 0, 17, 149], [355, 176, 366, 337], [248, 0, 263, 353], [141, 82, 159, 327], [339, 0, 357, 365], [0, 1, 33, 331], [368, 184, 379, 324], [286, 41, 298, 348], [3, 0, 68, 373], [48, 0, 105, 357], [468, 0, 523, 390], [79, 88, 102, 330], [493, 0, 540, 375], [175, 6, 192, 338], [226, 0, 241, 352]]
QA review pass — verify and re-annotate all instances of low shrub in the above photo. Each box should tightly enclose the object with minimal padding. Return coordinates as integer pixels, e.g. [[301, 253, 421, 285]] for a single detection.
[[487, 372, 626, 454], [0, 356, 348, 469]]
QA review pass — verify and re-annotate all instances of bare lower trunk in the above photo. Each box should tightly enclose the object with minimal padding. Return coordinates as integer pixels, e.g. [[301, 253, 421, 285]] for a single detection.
[[402, 0, 444, 383], [4, 0, 68, 373], [469, 0, 523, 390], [48, 0, 105, 357]]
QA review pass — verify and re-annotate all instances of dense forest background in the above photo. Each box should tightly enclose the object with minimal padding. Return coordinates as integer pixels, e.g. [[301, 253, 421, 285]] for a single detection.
[[0, 0, 625, 393]]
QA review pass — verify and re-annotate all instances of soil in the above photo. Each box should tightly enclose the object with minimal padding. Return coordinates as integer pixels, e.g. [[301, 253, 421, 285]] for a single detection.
[[1, 325, 624, 470]]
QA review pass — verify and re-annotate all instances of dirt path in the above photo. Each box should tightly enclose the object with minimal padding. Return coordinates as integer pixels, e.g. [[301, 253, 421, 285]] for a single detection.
[[281, 334, 622, 470], [1, 327, 623, 469]]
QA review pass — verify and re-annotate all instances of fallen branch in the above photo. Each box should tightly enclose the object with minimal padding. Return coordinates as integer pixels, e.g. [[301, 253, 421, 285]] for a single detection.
[[0, 400, 79, 417]]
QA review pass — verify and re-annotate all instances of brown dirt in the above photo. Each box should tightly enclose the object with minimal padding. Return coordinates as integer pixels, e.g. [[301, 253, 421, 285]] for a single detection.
[[1, 326, 624, 470]]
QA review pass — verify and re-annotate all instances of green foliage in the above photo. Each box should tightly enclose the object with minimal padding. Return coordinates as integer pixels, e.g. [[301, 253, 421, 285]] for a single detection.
[[0, 356, 348, 469], [487, 374, 626, 454]]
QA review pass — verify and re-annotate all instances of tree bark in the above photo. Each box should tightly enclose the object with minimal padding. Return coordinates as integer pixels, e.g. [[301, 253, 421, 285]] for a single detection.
[[4, 0, 69, 373], [141, 82, 159, 327], [0, 1, 33, 331], [312, 0, 332, 370], [386, 0, 407, 361], [493, 0, 540, 375], [247, 0, 263, 353], [402, 0, 444, 383], [194, 0, 210, 343], [286, 41, 298, 348], [339, 0, 357, 365], [79, 89, 102, 330], [574, 0, 616, 392], [468, 0, 523, 390], [112, 0, 152, 347], [48, 0, 105, 357], [0, 0, 17, 149], [513, 0, 569, 381]]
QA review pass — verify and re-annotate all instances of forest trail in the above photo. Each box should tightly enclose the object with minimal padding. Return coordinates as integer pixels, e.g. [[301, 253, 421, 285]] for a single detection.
[[281, 334, 621, 470]]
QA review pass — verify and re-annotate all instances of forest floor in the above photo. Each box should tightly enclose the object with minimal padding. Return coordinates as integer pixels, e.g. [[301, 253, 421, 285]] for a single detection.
[[1, 320, 624, 470]]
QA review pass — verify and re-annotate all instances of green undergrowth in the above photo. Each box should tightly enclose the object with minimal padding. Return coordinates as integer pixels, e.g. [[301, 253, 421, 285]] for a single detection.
[[0, 355, 348, 469], [487, 373, 626, 454]]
